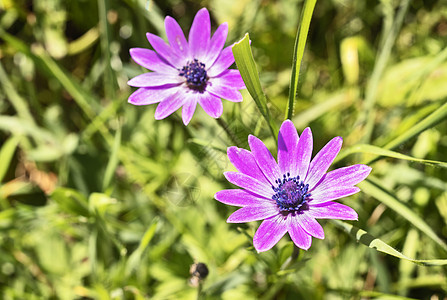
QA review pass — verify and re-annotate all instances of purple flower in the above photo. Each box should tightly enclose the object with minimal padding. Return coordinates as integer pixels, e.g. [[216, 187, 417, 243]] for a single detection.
[[215, 120, 372, 252], [127, 8, 245, 125]]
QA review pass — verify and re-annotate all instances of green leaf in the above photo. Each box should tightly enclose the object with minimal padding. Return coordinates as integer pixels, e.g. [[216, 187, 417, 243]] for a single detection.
[[125, 220, 158, 276], [335, 143, 447, 168], [286, 0, 317, 120], [382, 99, 447, 153], [102, 124, 121, 191], [51, 187, 90, 217], [360, 178, 447, 252], [333, 220, 447, 266], [0, 136, 20, 182], [232, 33, 278, 140]]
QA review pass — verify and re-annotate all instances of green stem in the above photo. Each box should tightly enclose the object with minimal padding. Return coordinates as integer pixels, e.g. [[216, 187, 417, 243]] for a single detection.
[[280, 244, 300, 271], [285, 0, 317, 120], [216, 118, 243, 148], [196, 281, 203, 300]]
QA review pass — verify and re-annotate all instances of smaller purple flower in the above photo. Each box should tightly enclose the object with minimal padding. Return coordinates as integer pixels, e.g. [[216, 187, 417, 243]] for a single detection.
[[127, 8, 245, 125], [215, 120, 372, 252]]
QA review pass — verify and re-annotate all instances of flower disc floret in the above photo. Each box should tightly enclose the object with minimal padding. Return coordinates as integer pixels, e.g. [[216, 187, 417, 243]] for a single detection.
[[179, 59, 208, 90], [272, 173, 311, 212]]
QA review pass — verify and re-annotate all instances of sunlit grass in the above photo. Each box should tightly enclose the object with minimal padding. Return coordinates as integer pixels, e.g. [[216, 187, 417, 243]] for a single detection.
[[0, 0, 446, 299]]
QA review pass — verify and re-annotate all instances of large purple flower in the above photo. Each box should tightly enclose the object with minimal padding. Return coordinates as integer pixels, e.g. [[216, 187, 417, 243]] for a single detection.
[[215, 120, 372, 252], [127, 8, 245, 125]]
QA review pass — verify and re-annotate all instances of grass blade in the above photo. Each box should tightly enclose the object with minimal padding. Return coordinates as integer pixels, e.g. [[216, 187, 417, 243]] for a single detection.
[[286, 0, 317, 120], [335, 143, 447, 168], [102, 124, 122, 191], [333, 220, 447, 266], [232, 33, 278, 140], [360, 178, 447, 252], [0, 136, 20, 182], [357, 0, 411, 143], [363, 100, 447, 165]]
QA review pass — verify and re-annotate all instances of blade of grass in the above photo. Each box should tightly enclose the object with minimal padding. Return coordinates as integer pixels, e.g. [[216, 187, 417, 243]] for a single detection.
[[286, 0, 317, 120], [0, 136, 21, 182], [333, 220, 447, 266], [364, 100, 447, 165], [335, 143, 447, 168], [232, 33, 278, 140], [0, 30, 100, 119], [0, 62, 36, 124], [102, 124, 122, 191], [292, 88, 358, 128], [125, 219, 158, 276], [97, 0, 116, 99], [356, 0, 411, 143], [360, 177, 447, 252]]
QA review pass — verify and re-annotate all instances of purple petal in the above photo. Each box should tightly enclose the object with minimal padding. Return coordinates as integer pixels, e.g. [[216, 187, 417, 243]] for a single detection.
[[128, 86, 179, 106], [198, 93, 223, 118], [147, 33, 185, 68], [127, 72, 183, 87], [295, 128, 313, 180], [278, 120, 299, 175], [207, 46, 234, 77], [227, 203, 278, 223], [181, 94, 197, 125], [207, 80, 243, 102], [188, 8, 210, 61], [224, 172, 273, 199], [308, 202, 358, 220], [129, 48, 176, 73], [154, 91, 185, 120], [248, 135, 281, 186], [227, 147, 270, 185], [165, 16, 189, 57], [215, 189, 273, 207], [311, 186, 361, 204], [212, 69, 245, 90], [305, 136, 343, 189], [312, 164, 371, 192], [253, 214, 288, 252], [203, 22, 228, 67], [288, 218, 312, 250], [295, 213, 324, 239]]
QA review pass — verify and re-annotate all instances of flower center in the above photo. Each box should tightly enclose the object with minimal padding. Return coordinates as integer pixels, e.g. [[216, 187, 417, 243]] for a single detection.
[[272, 173, 311, 212], [179, 59, 208, 90]]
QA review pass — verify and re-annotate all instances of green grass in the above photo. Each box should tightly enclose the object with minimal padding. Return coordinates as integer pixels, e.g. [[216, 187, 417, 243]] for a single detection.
[[1, 0, 447, 299]]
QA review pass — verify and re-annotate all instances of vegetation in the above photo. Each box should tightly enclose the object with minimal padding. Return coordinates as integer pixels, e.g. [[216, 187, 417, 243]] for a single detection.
[[0, 0, 446, 299]]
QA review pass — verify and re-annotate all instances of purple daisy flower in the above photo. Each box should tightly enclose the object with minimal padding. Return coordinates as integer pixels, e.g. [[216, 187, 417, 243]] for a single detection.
[[127, 8, 245, 125], [215, 120, 372, 252]]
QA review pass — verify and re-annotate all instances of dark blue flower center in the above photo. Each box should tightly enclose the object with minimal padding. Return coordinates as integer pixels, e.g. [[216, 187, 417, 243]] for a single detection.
[[179, 59, 208, 90], [272, 173, 311, 212]]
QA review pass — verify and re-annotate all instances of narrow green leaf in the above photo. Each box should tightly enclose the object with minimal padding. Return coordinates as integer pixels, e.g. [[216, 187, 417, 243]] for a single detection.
[[232, 33, 278, 140], [0, 63, 36, 124], [0, 30, 100, 120], [383, 99, 447, 152], [333, 220, 447, 266], [97, 0, 117, 99], [0, 136, 20, 182], [125, 220, 158, 276], [360, 178, 447, 252], [51, 187, 90, 217], [335, 143, 447, 168], [286, 0, 317, 120], [102, 124, 122, 191], [358, 0, 411, 143]]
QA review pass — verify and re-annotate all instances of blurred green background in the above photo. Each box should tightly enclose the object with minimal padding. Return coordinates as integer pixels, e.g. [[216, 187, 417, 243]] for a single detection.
[[1, 0, 447, 299]]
